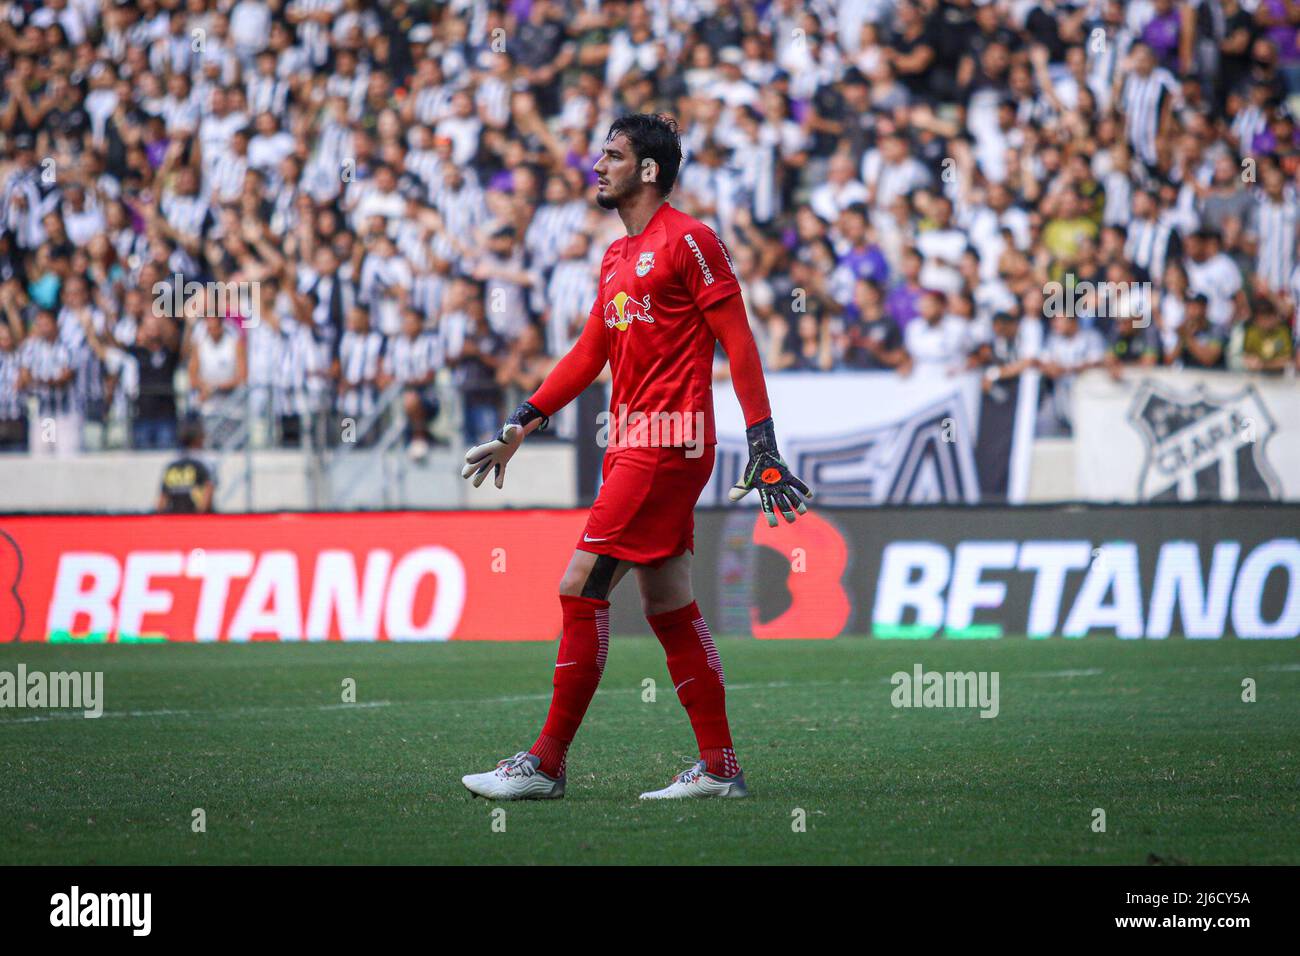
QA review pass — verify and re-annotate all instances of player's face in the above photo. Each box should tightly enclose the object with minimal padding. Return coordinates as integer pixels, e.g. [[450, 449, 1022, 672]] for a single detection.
[[593, 134, 646, 210]]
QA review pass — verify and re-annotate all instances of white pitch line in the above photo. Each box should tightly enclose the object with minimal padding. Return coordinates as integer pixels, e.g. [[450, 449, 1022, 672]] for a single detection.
[[0, 679, 860, 725], [0, 700, 393, 725], [875, 667, 1103, 683], [438, 678, 856, 707]]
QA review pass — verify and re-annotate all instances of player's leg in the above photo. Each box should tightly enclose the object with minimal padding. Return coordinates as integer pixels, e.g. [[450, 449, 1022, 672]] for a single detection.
[[637, 552, 748, 799], [461, 548, 633, 799], [526, 549, 635, 777]]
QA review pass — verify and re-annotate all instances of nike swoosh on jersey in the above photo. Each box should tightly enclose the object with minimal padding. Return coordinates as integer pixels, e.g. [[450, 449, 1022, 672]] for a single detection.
[[605, 270, 617, 284], [583, 534, 607, 542]]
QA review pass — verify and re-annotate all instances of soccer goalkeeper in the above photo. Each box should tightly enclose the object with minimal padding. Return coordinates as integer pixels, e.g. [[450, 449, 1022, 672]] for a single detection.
[[459, 114, 812, 800]]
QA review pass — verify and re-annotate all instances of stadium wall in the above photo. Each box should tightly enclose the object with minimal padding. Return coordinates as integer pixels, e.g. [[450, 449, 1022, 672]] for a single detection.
[[0, 444, 578, 512], [2, 505, 1295, 643]]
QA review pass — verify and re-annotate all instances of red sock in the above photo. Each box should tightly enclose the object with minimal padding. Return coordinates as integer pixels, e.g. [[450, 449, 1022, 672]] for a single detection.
[[647, 601, 738, 777], [529, 594, 609, 777]]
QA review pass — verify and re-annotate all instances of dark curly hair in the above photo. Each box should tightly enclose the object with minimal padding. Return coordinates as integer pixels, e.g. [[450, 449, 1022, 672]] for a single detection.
[[605, 113, 683, 197]]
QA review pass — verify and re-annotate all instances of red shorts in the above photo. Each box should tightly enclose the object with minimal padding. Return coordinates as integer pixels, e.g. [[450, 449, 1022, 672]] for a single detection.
[[578, 444, 716, 566]]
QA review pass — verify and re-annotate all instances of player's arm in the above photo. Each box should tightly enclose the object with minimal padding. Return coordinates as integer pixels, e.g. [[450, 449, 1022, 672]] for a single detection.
[[703, 291, 813, 526], [674, 226, 811, 525], [461, 305, 607, 489], [526, 303, 608, 416]]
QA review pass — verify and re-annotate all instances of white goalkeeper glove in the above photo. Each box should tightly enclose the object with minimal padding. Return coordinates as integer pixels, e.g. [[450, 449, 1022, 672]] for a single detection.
[[461, 401, 549, 489]]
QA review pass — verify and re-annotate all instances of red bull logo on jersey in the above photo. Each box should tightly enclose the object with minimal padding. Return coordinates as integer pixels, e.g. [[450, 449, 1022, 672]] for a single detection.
[[604, 291, 656, 332]]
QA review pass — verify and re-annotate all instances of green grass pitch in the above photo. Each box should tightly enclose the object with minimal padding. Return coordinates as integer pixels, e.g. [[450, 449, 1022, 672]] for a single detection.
[[1, 637, 1296, 865]]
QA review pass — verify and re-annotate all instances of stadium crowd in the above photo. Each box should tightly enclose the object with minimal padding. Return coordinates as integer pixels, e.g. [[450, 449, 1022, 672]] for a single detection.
[[1, 0, 1299, 458]]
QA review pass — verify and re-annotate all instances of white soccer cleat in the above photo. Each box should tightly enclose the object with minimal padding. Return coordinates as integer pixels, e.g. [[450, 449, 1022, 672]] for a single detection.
[[461, 752, 565, 800], [639, 760, 749, 800]]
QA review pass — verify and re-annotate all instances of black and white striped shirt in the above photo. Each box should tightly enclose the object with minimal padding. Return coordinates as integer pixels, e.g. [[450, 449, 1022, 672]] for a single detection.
[[324, 69, 369, 120], [393, 219, 431, 270], [159, 92, 201, 133], [384, 331, 443, 386], [258, 319, 326, 417], [476, 76, 511, 128], [1101, 168, 1133, 227], [1124, 217, 1176, 281], [288, 0, 338, 66], [275, 43, 311, 80], [206, 152, 248, 203], [160, 192, 211, 242], [0, 347, 24, 421], [150, 33, 195, 76], [1, 169, 52, 249], [269, 182, 299, 236], [359, 254, 413, 336], [1122, 68, 1178, 166], [20, 338, 78, 416], [336, 329, 385, 418], [545, 258, 596, 358], [525, 200, 587, 271], [315, 118, 353, 175], [433, 180, 488, 242], [301, 271, 357, 349], [65, 340, 105, 414], [1253, 191, 1299, 292], [735, 139, 779, 225], [411, 272, 448, 323], [112, 225, 149, 268], [404, 148, 445, 194], [411, 85, 456, 126], [1231, 105, 1266, 153], [246, 73, 290, 118]]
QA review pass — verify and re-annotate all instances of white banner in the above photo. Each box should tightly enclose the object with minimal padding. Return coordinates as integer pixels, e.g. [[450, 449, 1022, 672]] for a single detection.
[[704, 371, 986, 505], [1074, 368, 1300, 502]]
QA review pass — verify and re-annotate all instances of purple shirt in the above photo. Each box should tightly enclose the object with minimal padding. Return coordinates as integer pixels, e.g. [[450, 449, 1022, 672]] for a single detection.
[[840, 244, 890, 285], [1141, 12, 1181, 69], [145, 139, 170, 169], [566, 149, 600, 185], [886, 283, 922, 331], [1264, 0, 1300, 65]]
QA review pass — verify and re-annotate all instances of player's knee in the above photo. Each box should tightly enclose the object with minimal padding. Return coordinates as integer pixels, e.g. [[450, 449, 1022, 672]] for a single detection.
[[558, 554, 618, 600], [641, 591, 693, 618], [558, 568, 587, 598]]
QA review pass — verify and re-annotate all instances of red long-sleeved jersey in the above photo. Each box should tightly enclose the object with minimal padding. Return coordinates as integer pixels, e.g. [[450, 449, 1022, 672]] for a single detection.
[[529, 202, 770, 450]]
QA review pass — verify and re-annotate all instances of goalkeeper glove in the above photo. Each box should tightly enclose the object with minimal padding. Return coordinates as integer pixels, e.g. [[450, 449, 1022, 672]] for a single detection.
[[461, 401, 549, 489], [728, 417, 813, 526]]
